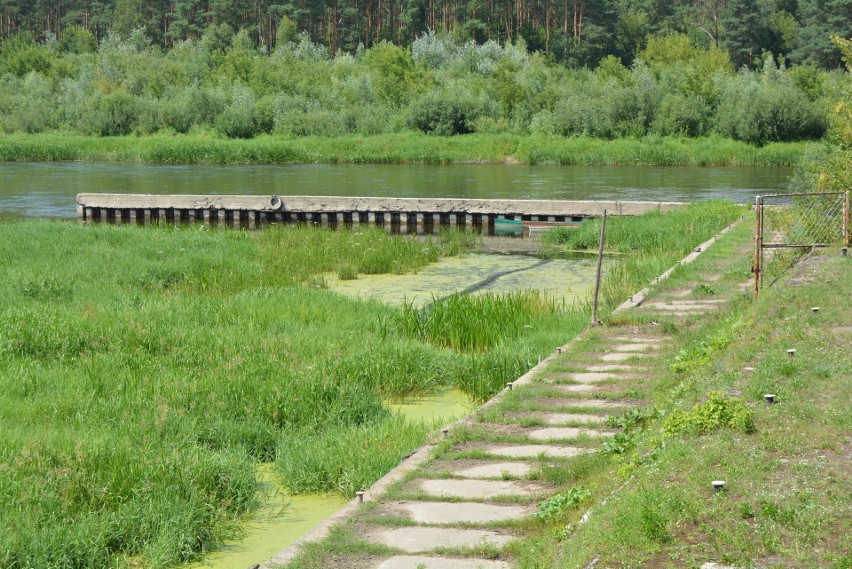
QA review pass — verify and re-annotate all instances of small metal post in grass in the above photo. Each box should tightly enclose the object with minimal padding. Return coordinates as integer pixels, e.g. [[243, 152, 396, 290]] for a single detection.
[[712, 480, 726, 493], [591, 210, 607, 326]]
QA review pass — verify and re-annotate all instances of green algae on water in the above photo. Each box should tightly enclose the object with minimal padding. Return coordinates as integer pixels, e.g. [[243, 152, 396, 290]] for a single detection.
[[327, 253, 601, 308], [387, 388, 474, 426], [188, 464, 345, 569]]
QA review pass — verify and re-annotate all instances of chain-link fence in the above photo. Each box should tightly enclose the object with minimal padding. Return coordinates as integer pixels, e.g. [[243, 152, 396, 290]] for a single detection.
[[754, 191, 849, 296]]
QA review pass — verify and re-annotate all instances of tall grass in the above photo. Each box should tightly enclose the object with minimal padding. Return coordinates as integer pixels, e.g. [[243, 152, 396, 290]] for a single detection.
[[543, 201, 747, 308], [0, 221, 474, 567], [276, 416, 429, 496], [0, 132, 809, 166], [386, 291, 563, 352], [0, 205, 745, 565]]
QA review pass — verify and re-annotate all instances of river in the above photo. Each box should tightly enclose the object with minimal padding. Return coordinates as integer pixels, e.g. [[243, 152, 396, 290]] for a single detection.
[[0, 162, 792, 220]]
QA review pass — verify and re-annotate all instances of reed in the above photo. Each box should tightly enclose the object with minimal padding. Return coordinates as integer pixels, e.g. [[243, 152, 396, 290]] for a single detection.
[[0, 205, 744, 565], [0, 132, 810, 166]]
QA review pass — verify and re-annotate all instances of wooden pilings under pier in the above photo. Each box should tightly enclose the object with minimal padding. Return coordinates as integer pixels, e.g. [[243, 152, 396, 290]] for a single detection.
[[76, 194, 685, 235]]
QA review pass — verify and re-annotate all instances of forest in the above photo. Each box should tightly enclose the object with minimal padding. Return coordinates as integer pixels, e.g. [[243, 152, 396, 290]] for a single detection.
[[1, 0, 851, 69], [0, 1, 848, 151]]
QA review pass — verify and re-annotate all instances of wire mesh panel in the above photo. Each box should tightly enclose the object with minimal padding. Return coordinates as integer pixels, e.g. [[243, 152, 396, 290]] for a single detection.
[[754, 191, 849, 295]]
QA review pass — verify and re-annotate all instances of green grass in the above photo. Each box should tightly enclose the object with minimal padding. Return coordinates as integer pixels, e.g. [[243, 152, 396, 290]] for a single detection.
[[515, 243, 852, 567], [0, 201, 749, 568], [0, 132, 811, 166], [544, 200, 748, 311], [0, 221, 588, 568]]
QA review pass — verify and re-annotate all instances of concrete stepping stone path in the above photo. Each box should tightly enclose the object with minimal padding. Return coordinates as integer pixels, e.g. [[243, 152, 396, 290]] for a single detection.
[[375, 556, 511, 569], [417, 479, 542, 499], [526, 412, 606, 425], [363, 526, 514, 552], [611, 342, 659, 352], [600, 352, 652, 362], [527, 427, 611, 441], [398, 501, 532, 524], [265, 231, 754, 569], [482, 443, 590, 459], [535, 398, 634, 410], [451, 461, 535, 479]]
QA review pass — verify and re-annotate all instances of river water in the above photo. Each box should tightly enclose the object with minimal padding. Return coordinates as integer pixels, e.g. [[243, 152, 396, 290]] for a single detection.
[[0, 162, 792, 220]]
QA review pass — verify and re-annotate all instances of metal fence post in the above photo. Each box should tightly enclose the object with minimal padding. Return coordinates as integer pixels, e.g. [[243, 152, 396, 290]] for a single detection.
[[591, 209, 607, 325], [754, 196, 762, 298]]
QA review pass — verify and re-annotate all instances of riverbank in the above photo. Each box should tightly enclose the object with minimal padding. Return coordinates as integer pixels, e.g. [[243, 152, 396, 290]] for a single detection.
[[278, 218, 851, 569], [0, 203, 743, 568], [0, 132, 811, 166]]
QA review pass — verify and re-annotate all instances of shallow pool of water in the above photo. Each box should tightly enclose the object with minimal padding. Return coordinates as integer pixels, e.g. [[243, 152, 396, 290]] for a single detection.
[[189, 464, 345, 569], [328, 253, 601, 308], [388, 388, 474, 425], [189, 388, 473, 569]]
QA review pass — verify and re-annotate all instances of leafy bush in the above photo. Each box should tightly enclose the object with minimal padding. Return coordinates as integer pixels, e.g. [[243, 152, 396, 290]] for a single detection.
[[715, 62, 827, 144], [81, 91, 139, 136], [533, 486, 592, 521], [652, 93, 711, 137], [215, 82, 257, 138], [406, 88, 484, 135], [663, 391, 756, 437]]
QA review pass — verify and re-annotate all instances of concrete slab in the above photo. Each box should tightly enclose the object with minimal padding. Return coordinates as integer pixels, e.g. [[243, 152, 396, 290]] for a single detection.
[[364, 526, 514, 552], [611, 343, 658, 352], [644, 302, 720, 311], [527, 427, 610, 440], [418, 479, 539, 499], [540, 398, 633, 409], [452, 462, 534, 479], [562, 372, 623, 382], [375, 556, 511, 569], [553, 384, 599, 393], [600, 352, 651, 362], [609, 336, 663, 343], [529, 412, 606, 425], [584, 364, 636, 372], [400, 501, 531, 524], [483, 444, 589, 459]]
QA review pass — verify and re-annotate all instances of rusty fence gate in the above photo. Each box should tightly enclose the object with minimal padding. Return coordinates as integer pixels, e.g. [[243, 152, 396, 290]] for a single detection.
[[753, 191, 850, 297]]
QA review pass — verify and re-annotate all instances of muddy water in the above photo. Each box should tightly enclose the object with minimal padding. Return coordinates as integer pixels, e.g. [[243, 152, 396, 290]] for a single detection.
[[328, 253, 601, 308]]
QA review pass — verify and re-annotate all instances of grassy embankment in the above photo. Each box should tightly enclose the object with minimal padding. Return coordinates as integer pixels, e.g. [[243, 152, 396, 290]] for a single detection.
[[0, 132, 810, 166], [0, 202, 742, 568], [520, 225, 851, 567]]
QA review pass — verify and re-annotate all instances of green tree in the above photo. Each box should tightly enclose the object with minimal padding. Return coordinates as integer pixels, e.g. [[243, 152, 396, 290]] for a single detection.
[[113, 0, 144, 39], [792, 0, 852, 68], [722, 0, 766, 68], [58, 24, 97, 54]]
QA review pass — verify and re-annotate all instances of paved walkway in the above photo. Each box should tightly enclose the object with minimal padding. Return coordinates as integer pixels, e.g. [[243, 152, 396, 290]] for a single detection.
[[274, 222, 753, 569]]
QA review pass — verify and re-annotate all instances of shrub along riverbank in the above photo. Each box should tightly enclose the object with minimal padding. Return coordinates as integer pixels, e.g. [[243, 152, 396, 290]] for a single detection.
[[0, 132, 810, 166], [0, 202, 742, 568]]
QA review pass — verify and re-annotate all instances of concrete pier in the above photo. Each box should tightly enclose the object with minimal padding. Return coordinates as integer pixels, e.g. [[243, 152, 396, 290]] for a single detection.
[[76, 194, 685, 235]]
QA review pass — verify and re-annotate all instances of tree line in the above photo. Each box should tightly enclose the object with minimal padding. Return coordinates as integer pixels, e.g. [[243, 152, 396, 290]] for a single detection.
[[0, 0, 850, 69], [0, 26, 840, 144]]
